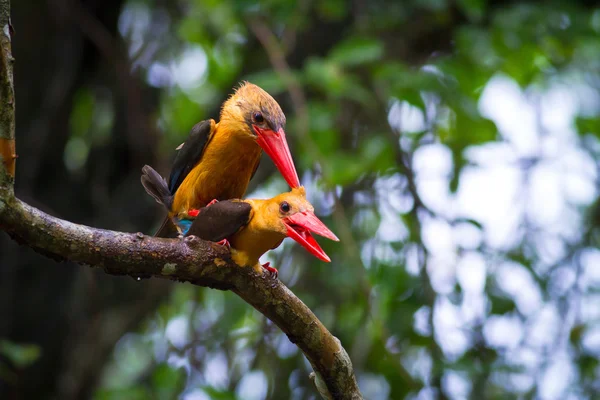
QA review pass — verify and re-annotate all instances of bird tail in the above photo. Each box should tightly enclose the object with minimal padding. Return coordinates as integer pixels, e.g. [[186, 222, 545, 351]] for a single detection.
[[141, 165, 180, 238], [141, 165, 173, 210], [154, 216, 180, 238]]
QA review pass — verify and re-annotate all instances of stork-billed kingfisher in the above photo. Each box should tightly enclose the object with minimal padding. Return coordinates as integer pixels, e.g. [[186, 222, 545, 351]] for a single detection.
[[143, 82, 300, 237], [184, 186, 339, 276]]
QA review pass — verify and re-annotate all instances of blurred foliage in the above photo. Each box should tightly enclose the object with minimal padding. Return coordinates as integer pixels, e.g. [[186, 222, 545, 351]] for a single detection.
[[0, 340, 41, 369], [80, 0, 600, 399], [0, 340, 41, 383]]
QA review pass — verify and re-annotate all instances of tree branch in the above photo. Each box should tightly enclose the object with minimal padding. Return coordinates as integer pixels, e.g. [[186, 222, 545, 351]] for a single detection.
[[0, 195, 363, 400], [0, 0, 15, 181], [0, 1, 362, 398]]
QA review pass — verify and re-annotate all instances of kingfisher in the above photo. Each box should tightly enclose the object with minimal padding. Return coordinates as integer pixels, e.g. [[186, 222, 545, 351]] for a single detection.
[[184, 186, 338, 277], [142, 82, 300, 237]]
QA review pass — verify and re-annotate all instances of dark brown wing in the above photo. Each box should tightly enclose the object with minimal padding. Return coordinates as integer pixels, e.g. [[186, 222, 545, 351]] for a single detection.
[[168, 119, 215, 195], [185, 200, 252, 242]]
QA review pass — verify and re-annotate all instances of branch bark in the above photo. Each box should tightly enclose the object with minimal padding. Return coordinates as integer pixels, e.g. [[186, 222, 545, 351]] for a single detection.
[[0, 0, 15, 181], [0, 1, 362, 398]]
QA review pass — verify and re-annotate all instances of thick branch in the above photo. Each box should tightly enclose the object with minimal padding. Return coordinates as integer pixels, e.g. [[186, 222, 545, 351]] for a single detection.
[[0, 194, 362, 399]]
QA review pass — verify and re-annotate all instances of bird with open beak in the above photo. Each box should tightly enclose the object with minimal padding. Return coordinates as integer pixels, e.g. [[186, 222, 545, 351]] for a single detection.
[[141, 166, 338, 276], [143, 82, 300, 237], [184, 186, 339, 276]]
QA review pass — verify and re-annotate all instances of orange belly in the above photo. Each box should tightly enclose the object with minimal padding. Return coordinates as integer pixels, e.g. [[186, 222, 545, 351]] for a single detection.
[[230, 224, 284, 267], [229, 198, 285, 267], [171, 130, 261, 216]]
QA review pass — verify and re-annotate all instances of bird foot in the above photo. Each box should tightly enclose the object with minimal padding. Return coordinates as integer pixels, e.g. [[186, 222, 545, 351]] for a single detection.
[[217, 238, 230, 248], [261, 262, 278, 279], [186, 201, 216, 219]]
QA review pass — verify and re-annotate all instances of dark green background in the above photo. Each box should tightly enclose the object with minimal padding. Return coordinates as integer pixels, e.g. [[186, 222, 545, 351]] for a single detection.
[[1, 0, 599, 399]]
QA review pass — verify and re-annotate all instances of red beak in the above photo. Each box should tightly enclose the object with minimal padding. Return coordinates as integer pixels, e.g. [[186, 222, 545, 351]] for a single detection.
[[283, 211, 339, 262], [254, 126, 301, 188]]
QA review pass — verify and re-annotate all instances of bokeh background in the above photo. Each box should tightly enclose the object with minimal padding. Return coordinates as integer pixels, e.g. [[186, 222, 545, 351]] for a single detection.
[[1, 0, 600, 399]]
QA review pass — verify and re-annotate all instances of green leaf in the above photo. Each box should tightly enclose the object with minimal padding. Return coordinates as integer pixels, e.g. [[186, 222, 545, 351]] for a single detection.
[[454, 217, 483, 229], [152, 363, 186, 399], [489, 294, 516, 315], [399, 88, 426, 112], [201, 387, 237, 399], [309, 129, 339, 155], [579, 354, 599, 379], [569, 324, 586, 346], [94, 387, 151, 400], [322, 136, 395, 186], [457, 0, 487, 22], [329, 37, 384, 67], [0, 340, 41, 369], [178, 16, 209, 45], [407, 331, 434, 347], [69, 88, 95, 138], [304, 57, 346, 95], [449, 150, 466, 193], [440, 106, 497, 160], [316, 0, 348, 21], [323, 153, 368, 186], [576, 116, 600, 139]]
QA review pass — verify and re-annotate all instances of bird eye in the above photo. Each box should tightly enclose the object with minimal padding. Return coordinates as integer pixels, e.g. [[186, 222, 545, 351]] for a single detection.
[[252, 112, 264, 124], [280, 201, 290, 213]]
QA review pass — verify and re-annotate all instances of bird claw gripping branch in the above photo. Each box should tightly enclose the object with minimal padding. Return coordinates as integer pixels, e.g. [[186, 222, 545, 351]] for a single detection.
[[217, 238, 230, 248], [262, 262, 278, 279]]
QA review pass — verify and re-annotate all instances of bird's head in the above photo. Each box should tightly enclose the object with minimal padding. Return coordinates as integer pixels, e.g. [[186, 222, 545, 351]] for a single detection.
[[257, 187, 339, 262], [221, 82, 300, 188]]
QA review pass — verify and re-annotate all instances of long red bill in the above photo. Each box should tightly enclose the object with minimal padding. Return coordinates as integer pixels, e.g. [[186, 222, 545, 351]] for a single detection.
[[254, 126, 301, 188], [283, 211, 339, 262]]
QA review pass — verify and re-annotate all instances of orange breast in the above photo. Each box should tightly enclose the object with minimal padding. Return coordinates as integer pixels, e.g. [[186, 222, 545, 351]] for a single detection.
[[171, 127, 262, 216], [230, 223, 284, 267]]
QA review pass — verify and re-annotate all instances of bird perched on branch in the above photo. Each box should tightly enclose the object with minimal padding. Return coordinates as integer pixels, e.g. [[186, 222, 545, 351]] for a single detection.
[[184, 186, 338, 277], [141, 165, 338, 276], [143, 82, 300, 237]]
